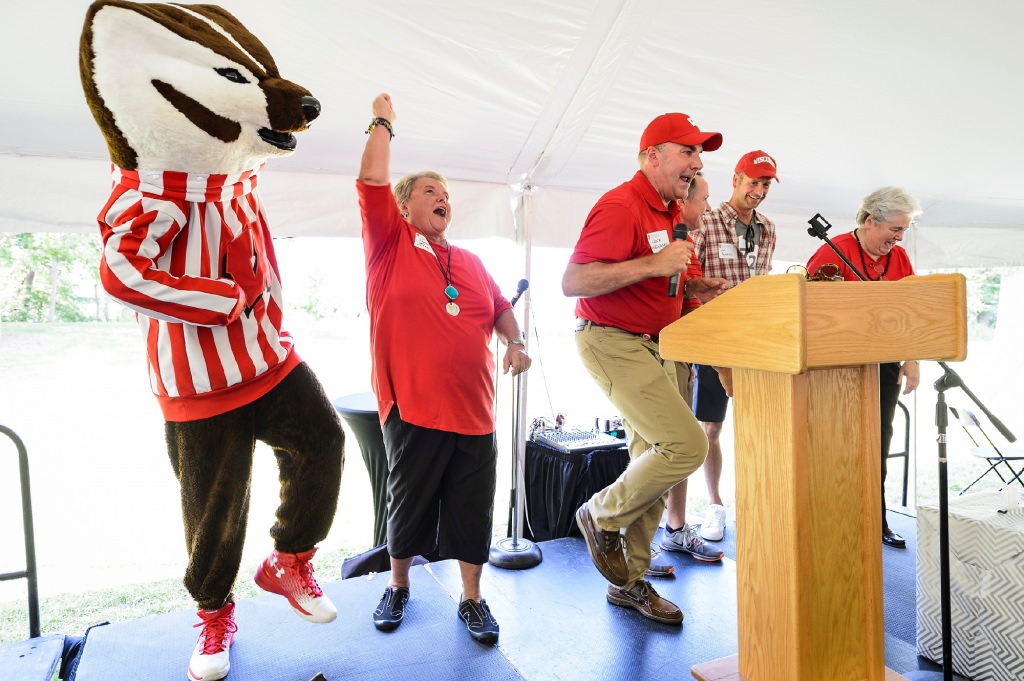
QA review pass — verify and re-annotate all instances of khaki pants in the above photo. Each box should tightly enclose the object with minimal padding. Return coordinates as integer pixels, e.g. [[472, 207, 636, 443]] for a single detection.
[[675, 361, 694, 408], [575, 324, 708, 586]]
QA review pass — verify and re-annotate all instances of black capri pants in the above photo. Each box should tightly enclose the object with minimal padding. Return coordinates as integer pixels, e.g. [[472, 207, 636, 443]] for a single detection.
[[382, 408, 497, 565]]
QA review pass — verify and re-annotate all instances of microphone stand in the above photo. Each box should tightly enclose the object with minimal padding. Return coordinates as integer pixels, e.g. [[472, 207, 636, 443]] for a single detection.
[[906, 366, 1016, 681], [489, 286, 542, 569], [808, 215, 1017, 681], [905, 374, 955, 681], [806, 213, 864, 276]]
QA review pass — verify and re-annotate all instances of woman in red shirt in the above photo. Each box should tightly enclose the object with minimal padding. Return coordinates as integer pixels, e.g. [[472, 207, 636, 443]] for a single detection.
[[807, 186, 922, 548], [357, 92, 531, 643]]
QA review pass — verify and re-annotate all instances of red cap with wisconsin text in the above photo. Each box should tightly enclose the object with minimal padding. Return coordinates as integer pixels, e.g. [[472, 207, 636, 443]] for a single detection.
[[735, 150, 779, 181]]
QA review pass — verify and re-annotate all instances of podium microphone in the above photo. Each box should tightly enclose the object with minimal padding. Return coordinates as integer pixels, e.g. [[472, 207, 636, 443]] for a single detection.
[[667, 223, 689, 297], [510, 278, 529, 307]]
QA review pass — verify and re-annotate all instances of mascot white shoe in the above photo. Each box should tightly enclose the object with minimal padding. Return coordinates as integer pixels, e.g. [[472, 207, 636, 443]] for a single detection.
[[80, 3, 345, 679]]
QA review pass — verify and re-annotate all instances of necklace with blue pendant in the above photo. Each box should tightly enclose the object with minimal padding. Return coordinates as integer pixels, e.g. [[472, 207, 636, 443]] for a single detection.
[[435, 241, 460, 316]]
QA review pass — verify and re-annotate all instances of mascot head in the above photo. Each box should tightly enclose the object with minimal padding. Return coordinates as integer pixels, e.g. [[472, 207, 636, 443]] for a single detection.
[[80, 0, 319, 174]]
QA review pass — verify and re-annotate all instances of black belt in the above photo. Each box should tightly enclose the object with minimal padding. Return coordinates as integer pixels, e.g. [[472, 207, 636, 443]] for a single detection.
[[575, 318, 658, 343]]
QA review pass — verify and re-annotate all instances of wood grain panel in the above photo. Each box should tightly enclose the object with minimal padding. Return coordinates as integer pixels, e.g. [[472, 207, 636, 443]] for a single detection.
[[692, 656, 911, 681], [660, 275, 807, 373], [726, 366, 888, 681], [660, 273, 967, 374], [805, 274, 968, 366]]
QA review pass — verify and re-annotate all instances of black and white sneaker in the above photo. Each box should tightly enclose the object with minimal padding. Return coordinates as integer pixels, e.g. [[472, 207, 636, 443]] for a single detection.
[[373, 586, 409, 631], [457, 597, 499, 644]]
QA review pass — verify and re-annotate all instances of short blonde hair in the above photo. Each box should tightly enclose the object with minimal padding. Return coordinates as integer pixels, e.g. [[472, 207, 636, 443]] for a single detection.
[[394, 171, 448, 208]]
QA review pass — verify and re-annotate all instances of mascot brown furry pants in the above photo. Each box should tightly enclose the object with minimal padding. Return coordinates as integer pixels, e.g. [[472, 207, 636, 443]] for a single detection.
[[166, 363, 344, 610]]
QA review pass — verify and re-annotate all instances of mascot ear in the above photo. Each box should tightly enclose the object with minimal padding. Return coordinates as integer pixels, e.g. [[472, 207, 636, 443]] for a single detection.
[[79, 0, 320, 174], [80, 0, 136, 169]]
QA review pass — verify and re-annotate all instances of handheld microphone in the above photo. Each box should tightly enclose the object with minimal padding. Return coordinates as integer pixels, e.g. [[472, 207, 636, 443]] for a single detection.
[[667, 223, 689, 297], [510, 278, 529, 307]]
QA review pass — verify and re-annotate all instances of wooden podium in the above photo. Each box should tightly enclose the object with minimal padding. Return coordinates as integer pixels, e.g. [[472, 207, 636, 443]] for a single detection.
[[659, 273, 967, 681]]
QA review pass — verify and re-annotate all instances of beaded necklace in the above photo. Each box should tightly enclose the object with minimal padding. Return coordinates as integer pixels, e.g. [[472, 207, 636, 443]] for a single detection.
[[853, 229, 891, 281]]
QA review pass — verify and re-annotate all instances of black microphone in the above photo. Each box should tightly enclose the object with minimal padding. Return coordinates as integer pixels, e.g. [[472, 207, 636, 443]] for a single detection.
[[667, 223, 689, 297], [510, 278, 529, 307]]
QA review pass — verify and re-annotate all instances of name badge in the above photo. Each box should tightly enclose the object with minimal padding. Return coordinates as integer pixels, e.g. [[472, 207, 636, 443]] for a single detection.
[[718, 243, 739, 260], [648, 230, 670, 253], [413, 232, 434, 253]]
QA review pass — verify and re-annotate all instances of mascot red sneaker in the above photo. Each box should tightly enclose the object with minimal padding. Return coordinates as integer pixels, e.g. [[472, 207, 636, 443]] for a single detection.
[[79, 3, 345, 679]]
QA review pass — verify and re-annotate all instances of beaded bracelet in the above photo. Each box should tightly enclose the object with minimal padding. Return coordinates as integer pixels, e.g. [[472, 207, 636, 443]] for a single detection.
[[366, 116, 394, 140]]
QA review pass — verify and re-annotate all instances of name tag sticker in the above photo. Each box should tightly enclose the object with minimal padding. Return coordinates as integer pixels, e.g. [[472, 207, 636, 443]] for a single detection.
[[648, 230, 670, 253], [719, 243, 739, 260], [413, 233, 434, 253]]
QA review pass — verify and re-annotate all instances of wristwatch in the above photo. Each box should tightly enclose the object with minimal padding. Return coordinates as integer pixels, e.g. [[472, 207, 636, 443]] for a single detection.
[[508, 336, 525, 347]]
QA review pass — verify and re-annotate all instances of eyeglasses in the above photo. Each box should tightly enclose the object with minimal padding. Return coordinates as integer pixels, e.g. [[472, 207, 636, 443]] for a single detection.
[[868, 215, 913, 235]]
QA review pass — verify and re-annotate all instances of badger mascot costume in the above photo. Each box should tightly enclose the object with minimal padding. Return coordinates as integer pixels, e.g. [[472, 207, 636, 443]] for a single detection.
[[79, 2, 345, 679]]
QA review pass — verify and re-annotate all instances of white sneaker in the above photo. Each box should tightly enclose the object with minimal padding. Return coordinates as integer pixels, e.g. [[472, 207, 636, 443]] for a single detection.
[[254, 548, 337, 623], [699, 504, 727, 542], [188, 602, 236, 681]]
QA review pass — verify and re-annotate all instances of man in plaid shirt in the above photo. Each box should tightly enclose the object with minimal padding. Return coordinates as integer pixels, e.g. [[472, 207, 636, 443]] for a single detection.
[[687, 150, 779, 544]]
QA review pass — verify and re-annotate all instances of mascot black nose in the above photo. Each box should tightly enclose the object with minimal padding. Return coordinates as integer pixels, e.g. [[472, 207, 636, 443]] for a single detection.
[[302, 96, 321, 124]]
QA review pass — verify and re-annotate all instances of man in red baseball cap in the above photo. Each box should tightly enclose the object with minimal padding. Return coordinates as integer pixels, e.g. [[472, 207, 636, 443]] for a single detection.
[[639, 113, 723, 153], [733, 150, 779, 183], [562, 112, 729, 626], [675, 150, 779, 550]]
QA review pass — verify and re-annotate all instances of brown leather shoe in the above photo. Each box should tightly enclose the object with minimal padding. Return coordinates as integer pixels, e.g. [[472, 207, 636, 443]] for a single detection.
[[575, 503, 628, 587], [606, 580, 683, 625]]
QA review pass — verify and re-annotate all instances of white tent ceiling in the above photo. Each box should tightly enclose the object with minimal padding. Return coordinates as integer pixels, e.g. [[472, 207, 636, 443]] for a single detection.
[[3, 0, 1023, 269]]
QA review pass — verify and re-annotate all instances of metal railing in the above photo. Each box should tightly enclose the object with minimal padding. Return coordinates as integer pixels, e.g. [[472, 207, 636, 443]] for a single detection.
[[1, 424, 41, 639]]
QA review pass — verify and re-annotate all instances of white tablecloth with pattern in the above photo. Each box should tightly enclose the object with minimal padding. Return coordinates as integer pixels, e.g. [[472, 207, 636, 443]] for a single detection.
[[917, 490, 1024, 681]]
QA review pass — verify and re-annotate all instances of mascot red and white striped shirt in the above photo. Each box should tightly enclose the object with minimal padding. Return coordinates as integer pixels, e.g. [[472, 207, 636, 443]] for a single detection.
[[97, 165, 299, 422]]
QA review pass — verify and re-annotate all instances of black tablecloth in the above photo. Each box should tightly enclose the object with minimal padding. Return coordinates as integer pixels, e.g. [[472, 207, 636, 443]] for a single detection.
[[522, 440, 629, 542], [332, 392, 388, 548]]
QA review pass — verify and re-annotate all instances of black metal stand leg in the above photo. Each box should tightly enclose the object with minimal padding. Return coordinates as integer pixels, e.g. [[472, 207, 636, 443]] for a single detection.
[[906, 373, 958, 681]]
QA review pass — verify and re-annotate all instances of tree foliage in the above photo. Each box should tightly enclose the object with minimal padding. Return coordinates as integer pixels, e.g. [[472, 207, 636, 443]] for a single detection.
[[0, 233, 101, 322]]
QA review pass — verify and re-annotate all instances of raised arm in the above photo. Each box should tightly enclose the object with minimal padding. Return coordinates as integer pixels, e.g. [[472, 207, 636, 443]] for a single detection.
[[358, 93, 395, 186]]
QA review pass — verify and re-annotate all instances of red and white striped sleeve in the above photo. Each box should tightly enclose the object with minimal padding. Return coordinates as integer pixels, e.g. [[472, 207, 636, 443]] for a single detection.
[[97, 184, 245, 326]]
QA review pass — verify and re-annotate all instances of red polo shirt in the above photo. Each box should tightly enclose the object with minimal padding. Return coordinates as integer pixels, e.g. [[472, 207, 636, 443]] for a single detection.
[[807, 232, 914, 282], [569, 171, 684, 336], [358, 181, 511, 435]]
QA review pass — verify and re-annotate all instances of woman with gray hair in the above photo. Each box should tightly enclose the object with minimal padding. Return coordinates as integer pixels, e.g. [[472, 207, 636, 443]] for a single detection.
[[806, 186, 922, 549]]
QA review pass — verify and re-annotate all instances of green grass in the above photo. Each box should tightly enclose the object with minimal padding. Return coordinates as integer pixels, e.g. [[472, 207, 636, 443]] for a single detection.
[[0, 548, 355, 645]]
